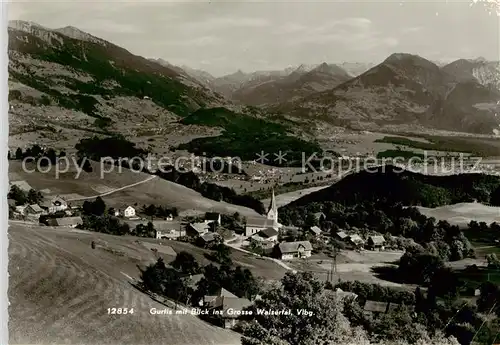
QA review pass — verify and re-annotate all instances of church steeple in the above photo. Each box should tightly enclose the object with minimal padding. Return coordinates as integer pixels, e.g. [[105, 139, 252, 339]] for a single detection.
[[267, 188, 278, 225]]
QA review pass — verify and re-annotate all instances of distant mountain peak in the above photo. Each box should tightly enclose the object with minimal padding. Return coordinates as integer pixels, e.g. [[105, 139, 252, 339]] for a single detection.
[[8, 20, 47, 31], [54, 26, 106, 45]]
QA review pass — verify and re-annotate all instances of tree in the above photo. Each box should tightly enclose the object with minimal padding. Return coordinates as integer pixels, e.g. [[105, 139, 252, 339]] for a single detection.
[[491, 186, 500, 207], [8, 185, 27, 205], [171, 251, 200, 275], [212, 244, 232, 266], [93, 197, 106, 216], [26, 189, 43, 205], [15, 148, 23, 160]]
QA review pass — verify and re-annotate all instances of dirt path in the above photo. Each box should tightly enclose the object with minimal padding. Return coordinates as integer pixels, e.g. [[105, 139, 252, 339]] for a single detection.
[[65, 175, 158, 201]]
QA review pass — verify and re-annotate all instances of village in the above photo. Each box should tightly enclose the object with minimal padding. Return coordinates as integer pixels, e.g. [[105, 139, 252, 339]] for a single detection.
[[8, 178, 423, 330]]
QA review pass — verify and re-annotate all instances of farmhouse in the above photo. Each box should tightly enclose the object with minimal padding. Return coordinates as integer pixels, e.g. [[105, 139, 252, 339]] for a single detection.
[[245, 188, 281, 237], [48, 216, 83, 228], [203, 288, 253, 329], [25, 204, 44, 216], [367, 235, 386, 250], [276, 241, 312, 260], [204, 212, 221, 225], [186, 222, 210, 237], [42, 195, 68, 214]]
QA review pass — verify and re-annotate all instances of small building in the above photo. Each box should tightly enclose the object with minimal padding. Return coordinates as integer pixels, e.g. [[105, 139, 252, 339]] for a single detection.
[[48, 216, 83, 228], [336, 231, 349, 241], [348, 234, 365, 248], [256, 227, 279, 242], [199, 232, 220, 246], [25, 204, 44, 216], [367, 235, 386, 250], [334, 288, 358, 302], [42, 195, 68, 214], [186, 222, 210, 237], [14, 205, 26, 215], [187, 273, 205, 289], [203, 288, 253, 329], [121, 206, 136, 218], [309, 226, 322, 237], [165, 214, 174, 221], [156, 229, 182, 240], [205, 212, 221, 226], [313, 212, 326, 223], [276, 241, 312, 260]]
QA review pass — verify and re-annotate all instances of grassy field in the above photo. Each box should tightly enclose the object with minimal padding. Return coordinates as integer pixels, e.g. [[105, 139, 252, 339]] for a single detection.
[[285, 250, 407, 288], [417, 203, 500, 228], [8, 223, 241, 345], [8, 160, 261, 218], [375, 135, 500, 157]]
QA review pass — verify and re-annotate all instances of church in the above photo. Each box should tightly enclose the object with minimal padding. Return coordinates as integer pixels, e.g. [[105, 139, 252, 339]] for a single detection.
[[245, 188, 282, 237]]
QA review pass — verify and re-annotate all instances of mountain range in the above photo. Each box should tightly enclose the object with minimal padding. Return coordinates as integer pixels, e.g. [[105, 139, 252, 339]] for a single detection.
[[7, 20, 500, 151]]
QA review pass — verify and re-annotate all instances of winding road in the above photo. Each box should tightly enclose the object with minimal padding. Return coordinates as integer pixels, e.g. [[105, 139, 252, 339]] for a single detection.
[[65, 175, 158, 201]]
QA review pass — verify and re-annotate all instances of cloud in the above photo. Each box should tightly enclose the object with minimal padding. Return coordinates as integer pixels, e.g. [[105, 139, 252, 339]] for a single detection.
[[185, 16, 270, 32], [274, 23, 308, 35], [79, 20, 141, 34], [401, 26, 423, 34]]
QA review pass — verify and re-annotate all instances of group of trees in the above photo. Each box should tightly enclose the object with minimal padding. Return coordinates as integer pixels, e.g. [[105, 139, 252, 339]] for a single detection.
[[334, 281, 416, 306], [140, 250, 260, 308], [141, 204, 178, 219], [238, 272, 459, 345], [281, 200, 474, 262], [9, 144, 66, 162], [8, 185, 44, 206], [73, 135, 266, 214]]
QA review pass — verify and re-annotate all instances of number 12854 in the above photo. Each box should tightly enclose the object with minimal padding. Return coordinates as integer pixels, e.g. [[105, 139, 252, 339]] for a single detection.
[[107, 308, 134, 315]]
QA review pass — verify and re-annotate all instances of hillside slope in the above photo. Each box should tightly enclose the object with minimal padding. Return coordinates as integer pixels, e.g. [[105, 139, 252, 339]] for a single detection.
[[8, 20, 228, 150], [283, 165, 500, 209], [8, 224, 241, 345], [275, 53, 500, 134]]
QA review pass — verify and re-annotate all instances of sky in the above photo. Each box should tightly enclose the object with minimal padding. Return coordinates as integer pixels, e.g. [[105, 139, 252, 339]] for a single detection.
[[8, 0, 500, 77]]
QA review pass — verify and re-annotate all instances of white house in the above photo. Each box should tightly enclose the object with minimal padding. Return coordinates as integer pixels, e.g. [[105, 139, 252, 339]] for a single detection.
[[121, 206, 136, 218], [276, 241, 312, 260]]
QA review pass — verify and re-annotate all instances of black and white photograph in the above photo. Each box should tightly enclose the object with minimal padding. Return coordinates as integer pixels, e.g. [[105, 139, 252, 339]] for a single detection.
[[5, 0, 500, 344]]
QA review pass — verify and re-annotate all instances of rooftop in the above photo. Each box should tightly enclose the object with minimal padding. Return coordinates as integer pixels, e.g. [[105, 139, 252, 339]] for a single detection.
[[278, 241, 312, 254]]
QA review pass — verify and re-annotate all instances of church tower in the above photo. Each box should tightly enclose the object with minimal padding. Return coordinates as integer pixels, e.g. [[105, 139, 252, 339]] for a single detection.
[[266, 188, 279, 227]]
